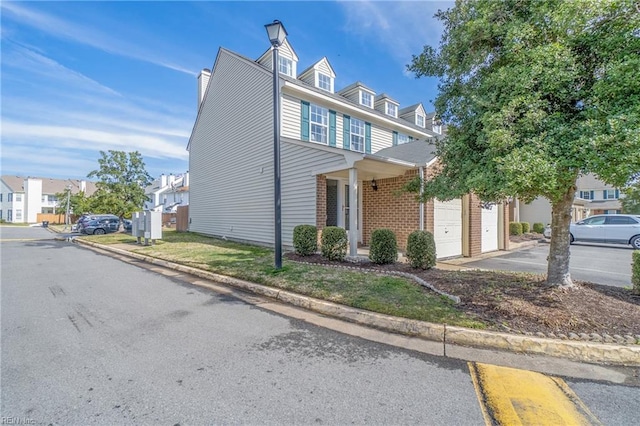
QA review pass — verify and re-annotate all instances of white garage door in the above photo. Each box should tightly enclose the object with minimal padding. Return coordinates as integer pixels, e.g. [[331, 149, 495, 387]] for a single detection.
[[481, 205, 499, 253], [434, 199, 463, 259]]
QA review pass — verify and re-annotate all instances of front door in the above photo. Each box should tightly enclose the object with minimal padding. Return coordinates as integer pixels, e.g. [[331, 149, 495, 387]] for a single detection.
[[326, 180, 338, 227]]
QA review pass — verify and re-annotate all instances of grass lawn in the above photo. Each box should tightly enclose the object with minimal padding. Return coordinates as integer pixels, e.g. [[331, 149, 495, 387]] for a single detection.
[[81, 229, 484, 329]]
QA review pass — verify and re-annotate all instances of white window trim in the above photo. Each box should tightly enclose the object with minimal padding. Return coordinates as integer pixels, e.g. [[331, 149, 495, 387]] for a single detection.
[[278, 56, 293, 77], [386, 102, 397, 118], [350, 118, 365, 152], [316, 72, 333, 92], [310, 104, 329, 145], [359, 91, 373, 108], [416, 114, 425, 128], [397, 133, 409, 145]]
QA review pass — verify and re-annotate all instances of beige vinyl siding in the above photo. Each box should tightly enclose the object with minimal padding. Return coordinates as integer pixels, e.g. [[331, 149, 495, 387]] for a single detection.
[[316, 60, 333, 77], [370, 124, 392, 153], [281, 142, 347, 245], [189, 50, 275, 245], [281, 94, 301, 140]]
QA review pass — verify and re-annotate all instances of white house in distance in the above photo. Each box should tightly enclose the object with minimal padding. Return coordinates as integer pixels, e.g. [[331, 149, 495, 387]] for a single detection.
[[187, 33, 509, 259], [144, 172, 190, 212], [0, 175, 97, 223], [514, 173, 623, 226]]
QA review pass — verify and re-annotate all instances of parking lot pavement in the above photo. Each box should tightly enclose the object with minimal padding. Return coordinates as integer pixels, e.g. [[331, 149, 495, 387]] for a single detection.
[[454, 242, 633, 288]]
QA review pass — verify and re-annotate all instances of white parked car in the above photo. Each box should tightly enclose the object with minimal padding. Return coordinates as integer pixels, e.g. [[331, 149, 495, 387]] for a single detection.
[[545, 214, 640, 249]]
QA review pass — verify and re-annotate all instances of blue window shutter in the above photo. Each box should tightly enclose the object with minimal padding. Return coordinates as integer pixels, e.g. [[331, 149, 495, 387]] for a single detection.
[[301, 101, 310, 141], [392, 131, 398, 146], [329, 110, 336, 147], [590, 190, 594, 199], [615, 189, 619, 198], [365, 122, 372, 154], [343, 115, 350, 150], [603, 190, 607, 199], [409, 135, 414, 142]]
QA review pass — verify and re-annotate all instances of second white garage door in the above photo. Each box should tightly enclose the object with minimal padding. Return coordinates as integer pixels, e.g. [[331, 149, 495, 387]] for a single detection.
[[481, 205, 499, 253], [434, 199, 463, 259]]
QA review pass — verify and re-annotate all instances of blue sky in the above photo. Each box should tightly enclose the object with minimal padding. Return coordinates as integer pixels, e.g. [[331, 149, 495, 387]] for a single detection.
[[1, 1, 450, 181]]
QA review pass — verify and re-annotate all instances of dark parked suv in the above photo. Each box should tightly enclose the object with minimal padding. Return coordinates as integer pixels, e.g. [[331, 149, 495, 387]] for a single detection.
[[82, 217, 121, 235], [77, 214, 120, 234]]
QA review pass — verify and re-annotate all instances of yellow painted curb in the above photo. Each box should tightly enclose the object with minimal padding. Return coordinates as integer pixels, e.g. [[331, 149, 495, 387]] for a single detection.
[[469, 362, 602, 425]]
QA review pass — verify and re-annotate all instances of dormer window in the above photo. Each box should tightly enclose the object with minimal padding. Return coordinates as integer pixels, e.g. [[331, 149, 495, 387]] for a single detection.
[[360, 91, 373, 108], [432, 123, 442, 134], [416, 114, 425, 128], [386, 103, 397, 117], [278, 56, 293, 77], [317, 73, 332, 92]]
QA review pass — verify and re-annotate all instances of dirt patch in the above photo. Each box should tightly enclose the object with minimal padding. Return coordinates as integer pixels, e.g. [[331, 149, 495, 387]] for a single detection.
[[285, 253, 640, 337]]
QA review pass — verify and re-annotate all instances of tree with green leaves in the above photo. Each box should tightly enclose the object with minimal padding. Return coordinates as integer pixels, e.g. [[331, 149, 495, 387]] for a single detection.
[[54, 188, 92, 218], [621, 180, 640, 214], [408, 0, 640, 287], [87, 150, 153, 219]]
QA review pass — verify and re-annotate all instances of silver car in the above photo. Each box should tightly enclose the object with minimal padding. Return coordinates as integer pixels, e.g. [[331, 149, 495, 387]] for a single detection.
[[567, 214, 640, 249]]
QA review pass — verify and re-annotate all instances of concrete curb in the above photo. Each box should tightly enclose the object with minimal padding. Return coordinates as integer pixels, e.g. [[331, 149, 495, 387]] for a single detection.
[[74, 238, 640, 367]]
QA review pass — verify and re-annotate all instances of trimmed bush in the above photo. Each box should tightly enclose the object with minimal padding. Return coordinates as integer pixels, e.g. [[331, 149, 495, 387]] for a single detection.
[[521, 222, 530, 233], [406, 230, 436, 270], [509, 222, 523, 235], [369, 228, 398, 265], [321, 226, 347, 261], [532, 222, 545, 234], [293, 224, 317, 256], [633, 251, 640, 295]]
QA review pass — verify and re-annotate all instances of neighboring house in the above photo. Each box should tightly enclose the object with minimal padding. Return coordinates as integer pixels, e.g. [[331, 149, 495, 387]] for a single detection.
[[0, 175, 96, 223], [187, 37, 508, 259], [515, 173, 623, 226], [144, 172, 190, 212]]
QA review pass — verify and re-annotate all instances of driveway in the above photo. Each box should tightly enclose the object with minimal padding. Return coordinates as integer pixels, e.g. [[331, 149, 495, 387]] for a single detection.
[[460, 242, 634, 288]]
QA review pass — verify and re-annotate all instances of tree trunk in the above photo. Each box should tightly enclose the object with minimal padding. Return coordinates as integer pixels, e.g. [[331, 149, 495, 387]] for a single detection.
[[546, 183, 578, 288]]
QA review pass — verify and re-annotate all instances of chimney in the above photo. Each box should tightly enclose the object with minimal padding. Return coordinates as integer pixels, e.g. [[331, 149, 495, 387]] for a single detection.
[[183, 171, 189, 187], [80, 180, 86, 193], [160, 173, 167, 188], [168, 173, 175, 187], [198, 68, 211, 109]]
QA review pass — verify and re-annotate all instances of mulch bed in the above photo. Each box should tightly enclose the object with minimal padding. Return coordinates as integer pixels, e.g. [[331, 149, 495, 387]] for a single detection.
[[285, 252, 640, 338]]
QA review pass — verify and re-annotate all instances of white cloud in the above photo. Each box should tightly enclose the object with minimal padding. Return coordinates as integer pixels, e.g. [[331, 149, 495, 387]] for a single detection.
[[0, 2, 196, 76], [339, 1, 448, 66]]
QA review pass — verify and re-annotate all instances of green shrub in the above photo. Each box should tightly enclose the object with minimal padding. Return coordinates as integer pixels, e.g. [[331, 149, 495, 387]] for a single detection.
[[293, 224, 317, 256], [369, 229, 398, 265], [521, 222, 530, 233], [509, 222, 523, 235], [532, 223, 545, 234], [321, 226, 347, 261], [406, 230, 436, 270], [633, 251, 640, 295]]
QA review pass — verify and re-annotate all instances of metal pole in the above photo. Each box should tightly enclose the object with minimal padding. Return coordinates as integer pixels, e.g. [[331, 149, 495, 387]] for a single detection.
[[273, 45, 282, 269], [65, 185, 71, 231]]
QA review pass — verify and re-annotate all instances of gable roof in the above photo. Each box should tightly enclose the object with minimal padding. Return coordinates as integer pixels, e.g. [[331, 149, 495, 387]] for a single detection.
[[256, 38, 299, 63], [399, 103, 427, 116], [1, 175, 97, 195], [298, 56, 336, 79], [374, 140, 437, 165]]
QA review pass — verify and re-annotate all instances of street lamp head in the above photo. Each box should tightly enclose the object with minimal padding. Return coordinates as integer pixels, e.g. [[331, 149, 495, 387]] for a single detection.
[[265, 20, 288, 47]]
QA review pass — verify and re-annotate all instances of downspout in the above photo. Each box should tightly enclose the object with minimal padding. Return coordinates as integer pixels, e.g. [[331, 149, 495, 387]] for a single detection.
[[419, 166, 425, 231]]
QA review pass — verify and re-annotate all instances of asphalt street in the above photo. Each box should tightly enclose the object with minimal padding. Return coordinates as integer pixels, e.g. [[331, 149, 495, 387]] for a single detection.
[[462, 242, 634, 288], [1, 226, 638, 425]]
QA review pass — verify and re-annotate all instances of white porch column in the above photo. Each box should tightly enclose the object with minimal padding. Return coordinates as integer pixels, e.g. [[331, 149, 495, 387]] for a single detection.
[[348, 168, 358, 257]]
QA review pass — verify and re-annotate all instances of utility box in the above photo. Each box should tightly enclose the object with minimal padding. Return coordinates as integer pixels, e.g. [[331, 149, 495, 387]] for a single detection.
[[144, 210, 162, 240], [132, 210, 162, 245]]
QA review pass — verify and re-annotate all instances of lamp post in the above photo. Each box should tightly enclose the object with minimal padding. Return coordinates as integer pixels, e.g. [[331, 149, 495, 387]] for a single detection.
[[265, 20, 288, 269]]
